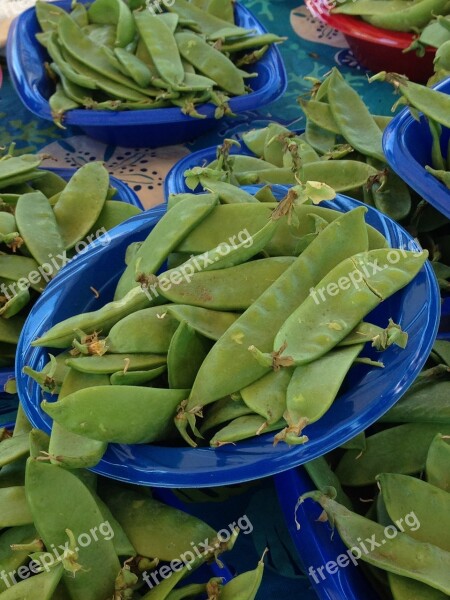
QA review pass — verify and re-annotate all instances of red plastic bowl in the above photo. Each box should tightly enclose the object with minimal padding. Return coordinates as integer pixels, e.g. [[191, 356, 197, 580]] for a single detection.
[[306, 0, 435, 82]]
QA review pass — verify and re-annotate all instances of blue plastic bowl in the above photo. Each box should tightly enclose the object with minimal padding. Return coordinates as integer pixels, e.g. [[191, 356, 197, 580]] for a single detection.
[[0, 166, 142, 392], [275, 468, 379, 600], [383, 76, 450, 219], [16, 188, 440, 487], [6, 1, 287, 148]]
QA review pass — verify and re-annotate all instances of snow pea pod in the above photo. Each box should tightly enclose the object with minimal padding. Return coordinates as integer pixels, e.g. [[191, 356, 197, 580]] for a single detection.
[[167, 322, 209, 389], [54, 162, 109, 250], [42, 386, 189, 443], [66, 353, 166, 375], [208, 0, 234, 22], [304, 456, 353, 509], [219, 557, 265, 600], [15, 191, 66, 271], [159, 257, 295, 310], [0, 525, 38, 593], [302, 491, 450, 594], [328, 69, 384, 162], [240, 368, 292, 425], [89, 200, 141, 234], [0, 315, 25, 346], [388, 573, 448, 600], [200, 178, 258, 203], [210, 415, 285, 446], [167, 0, 248, 37], [110, 365, 166, 385], [0, 433, 29, 468], [114, 47, 152, 88], [0, 486, 33, 527], [114, 193, 218, 300], [339, 319, 407, 349], [48, 369, 109, 469], [335, 423, 450, 486], [49, 84, 80, 126], [300, 160, 379, 192], [35, 0, 67, 32], [13, 404, 33, 437], [0, 564, 63, 600], [377, 472, 450, 551], [380, 380, 450, 423], [371, 169, 412, 222], [270, 248, 427, 366], [25, 459, 120, 600], [135, 11, 184, 87], [426, 434, 450, 491], [364, 0, 450, 32], [177, 207, 369, 445], [88, 0, 136, 47], [46, 32, 97, 90], [167, 304, 239, 340], [222, 33, 285, 52], [175, 31, 245, 96], [0, 288, 30, 318], [106, 305, 178, 354], [166, 583, 209, 600], [102, 483, 217, 562], [200, 397, 254, 434], [0, 155, 42, 182]]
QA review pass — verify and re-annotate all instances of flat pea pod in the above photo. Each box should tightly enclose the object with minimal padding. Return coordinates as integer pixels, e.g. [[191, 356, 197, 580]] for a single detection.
[[110, 365, 166, 385], [88, 0, 135, 47], [166, 583, 209, 600], [0, 315, 25, 346], [388, 573, 448, 600], [25, 459, 120, 600], [335, 423, 450, 486], [200, 397, 254, 435], [240, 368, 292, 425], [263, 122, 294, 167], [35, 0, 67, 32], [167, 305, 239, 340], [242, 126, 272, 156], [0, 524, 38, 593], [235, 168, 297, 186], [333, 0, 421, 16], [0, 155, 42, 182], [23, 350, 71, 394], [175, 31, 245, 96], [222, 33, 285, 52], [200, 178, 259, 203], [49, 84, 80, 126], [13, 403, 33, 437], [304, 456, 353, 510], [210, 415, 285, 447], [426, 434, 450, 491], [168, 322, 209, 389], [270, 248, 427, 366], [0, 254, 48, 291], [167, 0, 248, 38], [339, 320, 407, 349], [42, 386, 189, 443], [15, 191, 66, 271], [159, 257, 295, 310], [114, 193, 218, 300], [371, 169, 412, 222], [0, 433, 30, 467], [66, 353, 166, 375], [114, 47, 152, 88], [302, 491, 450, 595], [48, 369, 109, 469], [328, 69, 384, 162], [0, 564, 63, 599], [300, 160, 379, 192], [134, 11, 184, 88], [106, 305, 178, 353], [380, 380, 450, 423], [53, 162, 109, 250], [377, 472, 450, 551], [219, 557, 265, 600], [83, 23, 116, 48], [32, 284, 160, 348], [177, 207, 370, 445], [102, 483, 217, 562], [89, 200, 141, 234], [46, 32, 97, 90], [364, 0, 450, 32], [0, 288, 31, 318], [281, 344, 364, 440], [0, 486, 33, 527], [29, 428, 50, 459]]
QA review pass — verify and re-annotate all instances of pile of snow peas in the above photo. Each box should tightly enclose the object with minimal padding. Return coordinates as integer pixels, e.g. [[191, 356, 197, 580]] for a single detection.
[[34, 0, 284, 125], [0, 406, 264, 599], [300, 338, 450, 598], [26, 186, 426, 455], [0, 145, 141, 369]]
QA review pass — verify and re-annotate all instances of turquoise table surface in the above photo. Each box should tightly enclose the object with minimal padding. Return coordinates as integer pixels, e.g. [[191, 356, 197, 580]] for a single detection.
[[0, 2, 399, 597]]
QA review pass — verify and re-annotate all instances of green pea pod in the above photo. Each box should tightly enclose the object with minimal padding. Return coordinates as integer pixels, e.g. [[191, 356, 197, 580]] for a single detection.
[[83, 23, 116, 47], [300, 99, 340, 134], [0, 486, 33, 527], [49, 84, 80, 127], [426, 434, 450, 491], [87, 201, 141, 238], [240, 368, 292, 425], [46, 32, 97, 89], [166, 583, 209, 600], [101, 483, 217, 562], [242, 126, 271, 156], [29, 428, 50, 459], [168, 322, 209, 389], [106, 305, 178, 353], [0, 524, 39, 593], [53, 162, 109, 250], [114, 47, 153, 88], [167, 0, 248, 37], [425, 165, 450, 188], [175, 31, 245, 96], [263, 122, 294, 167], [0, 288, 31, 318], [91, 493, 136, 558], [158, 257, 295, 310], [200, 397, 254, 435], [377, 472, 450, 551], [0, 433, 30, 468], [0, 155, 42, 182], [88, 0, 135, 47], [13, 403, 33, 437], [177, 206, 370, 445], [222, 33, 285, 52], [301, 491, 450, 594], [270, 248, 427, 366], [167, 305, 239, 340], [304, 456, 353, 509], [339, 431, 366, 451], [364, 0, 449, 32], [15, 191, 66, 272], [339, 319, 408, 349], [43, 386, 189, 443], [301, 160, 379, 192], [23, 351, 72, 394], [380, 380, 450, 423], [66, 353, 166, 375], [371, 169, 412, 221], [335, 423, 450, 486], [304, 120, 336, 154], [0, 315, 25, 346], [0, 563, 63, 599], [25, 459, 120, 600], [254, 185, 277, 202], [277, 344, 364, 443], [200, 178, 259, 203], [210, 415, 285, 447], [35, 0, 67, 32], [134, 11, 184, 87], [114, 193, 218, 300], [219, 556, 265, 600], [388, 573, 448, 600], [235, 168, 296, 186], [110, 365, 166, 386]]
